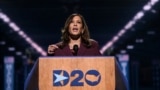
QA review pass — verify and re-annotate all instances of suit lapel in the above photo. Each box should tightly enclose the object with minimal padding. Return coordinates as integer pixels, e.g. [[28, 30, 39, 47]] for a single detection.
[[63, 45, 73, 56], [77, 43, 86, 56]]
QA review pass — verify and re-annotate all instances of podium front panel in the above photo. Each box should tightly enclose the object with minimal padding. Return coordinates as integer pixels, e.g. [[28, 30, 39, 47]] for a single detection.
[[38, 57, 115, 90]]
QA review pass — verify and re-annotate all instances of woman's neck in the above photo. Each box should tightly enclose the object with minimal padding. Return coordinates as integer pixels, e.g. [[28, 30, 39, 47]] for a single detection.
[[69, 38, 81, 49]]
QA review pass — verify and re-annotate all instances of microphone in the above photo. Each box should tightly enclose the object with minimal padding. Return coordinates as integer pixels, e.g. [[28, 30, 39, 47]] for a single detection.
[[73, 44, 78, 56]]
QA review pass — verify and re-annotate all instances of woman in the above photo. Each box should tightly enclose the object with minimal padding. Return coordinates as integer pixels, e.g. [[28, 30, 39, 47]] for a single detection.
[[48, 13, 102, 56], [25, 13, 129, 90]]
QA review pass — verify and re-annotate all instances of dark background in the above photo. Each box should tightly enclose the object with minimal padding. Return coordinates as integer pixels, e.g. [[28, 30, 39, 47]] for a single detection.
[[0, 0, 160, 90]]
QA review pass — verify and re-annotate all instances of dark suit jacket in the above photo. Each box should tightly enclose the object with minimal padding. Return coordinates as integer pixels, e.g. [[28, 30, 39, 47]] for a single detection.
[[52, 40, 102, 56]]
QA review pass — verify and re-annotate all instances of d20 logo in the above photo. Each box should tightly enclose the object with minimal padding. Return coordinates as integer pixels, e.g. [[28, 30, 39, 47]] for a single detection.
[[53, 70, 101, 86]]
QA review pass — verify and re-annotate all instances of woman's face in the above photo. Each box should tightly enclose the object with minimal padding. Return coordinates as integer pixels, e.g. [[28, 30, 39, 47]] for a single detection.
[[69, 16, 83, 36]]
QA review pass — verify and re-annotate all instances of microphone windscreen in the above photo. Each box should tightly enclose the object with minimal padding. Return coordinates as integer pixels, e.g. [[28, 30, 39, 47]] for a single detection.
[[73, 45, 78, 55]]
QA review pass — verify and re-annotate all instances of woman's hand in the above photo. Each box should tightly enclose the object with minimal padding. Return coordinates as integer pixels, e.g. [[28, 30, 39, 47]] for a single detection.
[[48, 44, 59, 54]]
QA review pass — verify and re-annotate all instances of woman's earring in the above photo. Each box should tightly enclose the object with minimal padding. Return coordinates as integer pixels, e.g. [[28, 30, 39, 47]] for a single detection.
[[82, 30, 84, 34]]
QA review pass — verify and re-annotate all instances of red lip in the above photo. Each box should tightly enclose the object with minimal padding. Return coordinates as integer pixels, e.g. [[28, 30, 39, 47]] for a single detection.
[[73, 28, 78, 30], [72, 28, 78, 31]]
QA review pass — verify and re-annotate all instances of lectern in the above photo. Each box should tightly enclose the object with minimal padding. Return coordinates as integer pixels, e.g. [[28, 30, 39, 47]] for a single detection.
[[24, 57, 128, 90]]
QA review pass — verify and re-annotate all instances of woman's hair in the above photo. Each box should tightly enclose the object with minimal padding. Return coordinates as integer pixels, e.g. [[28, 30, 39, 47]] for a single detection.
[[60, 13, 91, 48]]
